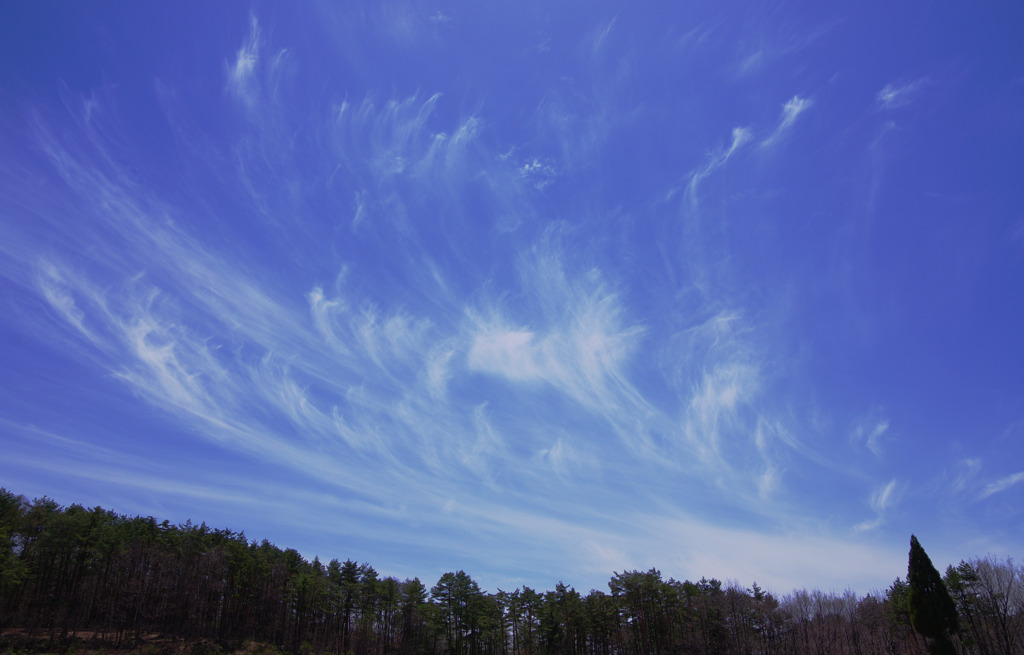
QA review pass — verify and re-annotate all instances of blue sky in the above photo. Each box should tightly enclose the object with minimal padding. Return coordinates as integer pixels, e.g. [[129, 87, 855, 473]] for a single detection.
[[2, 1, 1022, 596]]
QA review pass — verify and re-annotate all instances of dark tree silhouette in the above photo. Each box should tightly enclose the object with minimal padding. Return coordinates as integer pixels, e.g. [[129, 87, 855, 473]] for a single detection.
[[5, 487, 1024, 655], [908, 534, 959, 655]]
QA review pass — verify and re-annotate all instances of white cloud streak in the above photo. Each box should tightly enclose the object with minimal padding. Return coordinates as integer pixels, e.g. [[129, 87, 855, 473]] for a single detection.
[[761, 95, 812, 148], [0, 12, 967, 596], [852, 418, 889, 458], [17, 77, 756, 551], [952, 458, 982, 494], [854, 479, 899, 532], [980, 471, 1024, 499], [876, 77, 929, 110], [227, 15, 261, 108], [691, 127, 752, 188]]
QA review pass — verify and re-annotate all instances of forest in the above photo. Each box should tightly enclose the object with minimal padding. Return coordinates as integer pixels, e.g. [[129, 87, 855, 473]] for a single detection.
[[1, 487, 1021, 655]]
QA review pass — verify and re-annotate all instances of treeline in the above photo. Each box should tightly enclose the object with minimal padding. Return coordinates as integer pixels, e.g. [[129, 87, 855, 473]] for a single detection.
[[1, 488, 1021, 655]]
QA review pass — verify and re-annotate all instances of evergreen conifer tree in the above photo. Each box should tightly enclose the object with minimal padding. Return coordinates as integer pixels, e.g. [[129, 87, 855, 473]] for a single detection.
[[907, 534, 959, 655]]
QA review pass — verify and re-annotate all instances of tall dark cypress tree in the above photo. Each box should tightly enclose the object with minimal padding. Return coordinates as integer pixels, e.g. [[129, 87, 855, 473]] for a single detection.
[[907, 534, 959, 655]]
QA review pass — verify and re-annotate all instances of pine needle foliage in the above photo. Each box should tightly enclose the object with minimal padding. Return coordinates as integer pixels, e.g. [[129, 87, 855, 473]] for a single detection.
[[908, 534, 959, 655]]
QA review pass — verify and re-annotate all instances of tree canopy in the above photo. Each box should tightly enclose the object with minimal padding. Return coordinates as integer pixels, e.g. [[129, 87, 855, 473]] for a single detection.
[[2, 487, 1022, 655], [908, 534, 959, 654]]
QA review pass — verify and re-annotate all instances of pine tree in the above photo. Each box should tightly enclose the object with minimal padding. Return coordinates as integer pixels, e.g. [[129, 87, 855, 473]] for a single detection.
[[907, 534, 959, 655]]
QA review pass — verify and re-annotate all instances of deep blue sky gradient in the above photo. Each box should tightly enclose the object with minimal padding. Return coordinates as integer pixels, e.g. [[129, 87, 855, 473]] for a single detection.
[[2, 1, 1023, 595]]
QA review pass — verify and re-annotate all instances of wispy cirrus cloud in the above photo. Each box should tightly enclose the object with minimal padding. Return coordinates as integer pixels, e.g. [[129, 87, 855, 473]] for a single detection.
[[854, 479, 899, 532], [682, 93, 811, 207], [464, 229, 648, 424], [761, 95, 813, 148], [876, 77, 930, 110], [681, 362, 760, 470], [852, 418, 890, 458], [980, 471, 1024, 499], [227, 15, 262, 108], [686, 126, 753, 203], [16, 52, 727, 556], [7, 7, 985, 597], [952, 458, 982, 494], [467, 326, 540, 381]]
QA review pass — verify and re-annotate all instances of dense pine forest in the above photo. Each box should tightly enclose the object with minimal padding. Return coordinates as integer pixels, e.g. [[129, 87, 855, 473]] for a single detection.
[[1, 487, 1021, 655]]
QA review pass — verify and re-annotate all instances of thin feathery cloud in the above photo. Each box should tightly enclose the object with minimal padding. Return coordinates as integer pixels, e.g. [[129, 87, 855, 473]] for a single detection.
[[753, 418, 792, 499], [334, 93, 446, 184], [517, 157, 557, 190], [464, 298, 644, 414], [980, 471, 1024, 499], [459, 404, 509, 485], [876, 77, 929, 110], [467, 325, 540, 382], [416, 115, 483, 181], [852, 418, 890, 458], [738, 50, 764, 76], [423, 342, 457, 401], [28, 115, 318, 363], [866, 421, 888, 457], [657, 305, 797, 493], [591, 16, 618, 55], [329, 93, 498, 242], [854, 479, 898, 532], [465, 232, 648, 422], [13, 79, 800, 559], [308, 286, 354, 357], [14, 130, 450, 497], [871, 479, 897, 513], [686, 126, 753, 204], [227, 15, 262, 108], [731, 18, 839, 81], [535, 434, 598, 481], [761, 95, 812, 148], [681, 362, 760, 471], [0, 424, 429, 548], [3, 9, 956, 596], [36, 261, 108, 351], [952, 458, 981, 494]]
